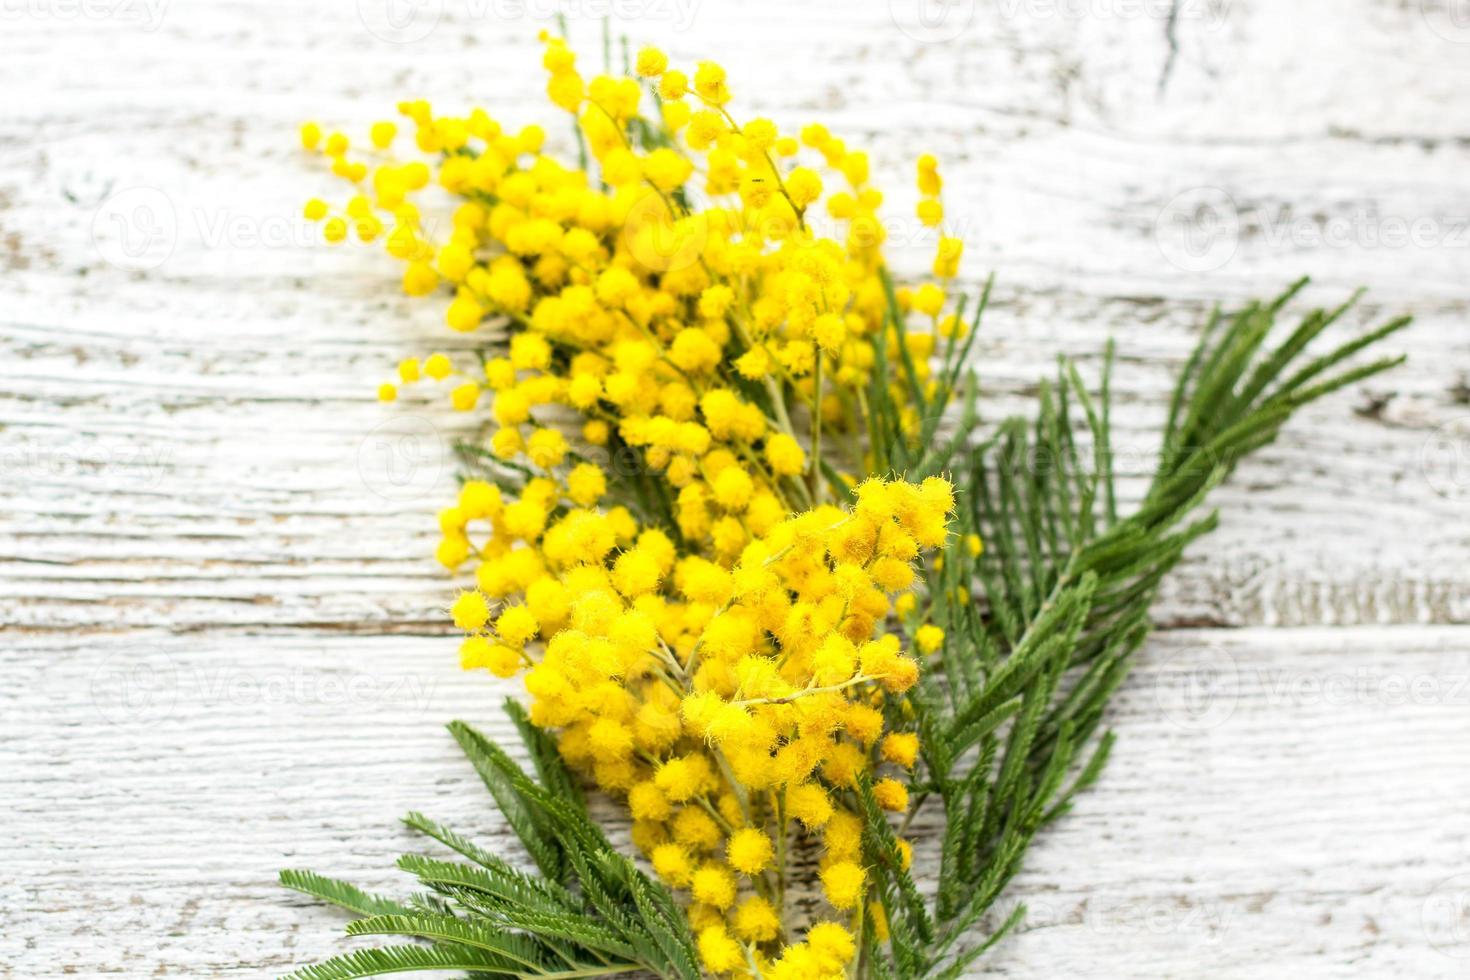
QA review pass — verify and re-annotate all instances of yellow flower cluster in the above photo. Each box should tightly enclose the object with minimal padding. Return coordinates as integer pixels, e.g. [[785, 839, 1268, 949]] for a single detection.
[[302, 32, 965, 511], [303, 35, 972, 977], [450, 468, 950, 975]]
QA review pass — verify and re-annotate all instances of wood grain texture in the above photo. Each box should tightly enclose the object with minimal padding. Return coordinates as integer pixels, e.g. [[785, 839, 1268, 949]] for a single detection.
[[2, 0, 1468, 977]]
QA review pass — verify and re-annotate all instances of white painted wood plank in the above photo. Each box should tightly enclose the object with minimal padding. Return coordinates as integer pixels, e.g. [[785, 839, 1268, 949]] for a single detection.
[[4, 628, 1468, 977], [2, 0, 1468, 977], [3, 2, 1467, 633]]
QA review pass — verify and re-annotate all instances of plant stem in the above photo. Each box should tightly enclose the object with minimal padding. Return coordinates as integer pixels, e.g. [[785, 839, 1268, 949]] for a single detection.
[[810, 357, 825, 504]]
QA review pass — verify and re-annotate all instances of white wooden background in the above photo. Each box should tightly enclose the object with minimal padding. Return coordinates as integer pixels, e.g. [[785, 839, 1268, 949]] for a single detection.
[[3, 0, 1469, 976]]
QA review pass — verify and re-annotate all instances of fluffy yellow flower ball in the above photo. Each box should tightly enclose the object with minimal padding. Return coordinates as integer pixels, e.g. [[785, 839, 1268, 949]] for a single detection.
[[449, 591, 489, 630], [691, 862, 737, 909], [697, 924, 743, 973], [726, 827, 773, 875], [819, 860, 865, 910], [634, 46, 668, 77]]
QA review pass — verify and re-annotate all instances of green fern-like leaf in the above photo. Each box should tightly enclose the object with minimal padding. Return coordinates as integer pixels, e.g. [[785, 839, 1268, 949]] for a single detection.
[[345, 913, 591, 972], [279, 943, 519, 980], [278, 871, 414, 919], [282, 705, 699, 980], [861, 279, 1408, 978], [282, 272, 1405, 980]]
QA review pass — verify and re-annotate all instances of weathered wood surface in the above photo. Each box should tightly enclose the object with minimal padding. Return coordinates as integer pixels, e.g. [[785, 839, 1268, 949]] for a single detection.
[[2, 0, 1468, 977]]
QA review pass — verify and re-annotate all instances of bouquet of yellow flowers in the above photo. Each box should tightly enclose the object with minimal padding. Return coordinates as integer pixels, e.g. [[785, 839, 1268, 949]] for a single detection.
[[281, 31, 1408, 980]]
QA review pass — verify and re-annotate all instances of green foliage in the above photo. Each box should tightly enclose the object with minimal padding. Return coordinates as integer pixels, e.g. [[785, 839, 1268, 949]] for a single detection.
[[285, 277, 1404, 980], [866, 272, 991, 483], [280, 700, 700, 980], [859, 278, 1408, 978]]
